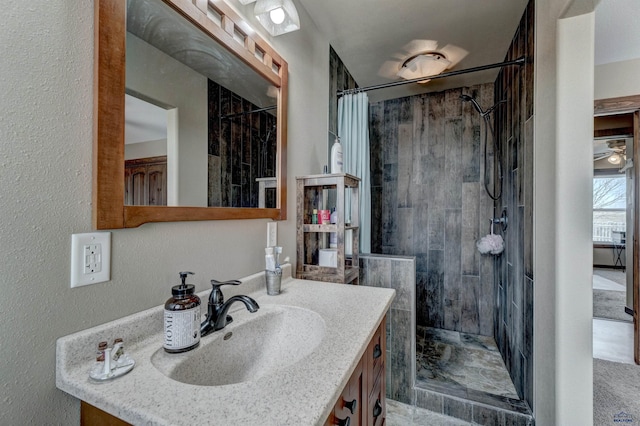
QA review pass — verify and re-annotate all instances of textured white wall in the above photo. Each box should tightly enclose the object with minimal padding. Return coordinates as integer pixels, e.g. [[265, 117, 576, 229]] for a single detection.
[[0, 1, 328, 424], [124, 138, 168, 160], [534, 1, 596, 425], [127, 33, 209, 206], [595, 58, 640, 100], [555, 11, 595, 426]]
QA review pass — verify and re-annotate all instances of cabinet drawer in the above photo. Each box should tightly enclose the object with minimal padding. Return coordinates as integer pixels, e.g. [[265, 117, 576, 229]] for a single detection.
[[367, 367, 386, 426], [367, 322, 385, 393]]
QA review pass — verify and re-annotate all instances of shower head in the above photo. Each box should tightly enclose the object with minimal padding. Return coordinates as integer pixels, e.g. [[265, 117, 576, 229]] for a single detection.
[[460, 94, 483, 115]]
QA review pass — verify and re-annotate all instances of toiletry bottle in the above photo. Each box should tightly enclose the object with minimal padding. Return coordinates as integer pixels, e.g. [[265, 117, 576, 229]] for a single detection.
[[312, 209, 318, 224], [331, 137, 343, 173], [164, 271, 201, 353], [96, 341, 108, 362], [330, 207, 338, 248], [112, 338, 124, 361]]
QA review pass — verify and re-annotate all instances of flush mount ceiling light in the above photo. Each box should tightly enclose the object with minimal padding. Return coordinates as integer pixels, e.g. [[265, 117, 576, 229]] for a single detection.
[[608, 153, 623, 165], [397, 52, 452, 83], [254, 0, 300, 36], [378, 40, 468, 84]]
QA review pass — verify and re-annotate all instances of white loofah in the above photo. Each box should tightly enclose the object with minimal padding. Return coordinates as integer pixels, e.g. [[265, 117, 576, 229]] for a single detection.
[[476, 234, 505, 255]]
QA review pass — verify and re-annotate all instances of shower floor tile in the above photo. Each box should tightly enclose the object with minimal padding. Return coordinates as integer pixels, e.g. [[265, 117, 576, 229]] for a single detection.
[[416, 326, 519, 400]]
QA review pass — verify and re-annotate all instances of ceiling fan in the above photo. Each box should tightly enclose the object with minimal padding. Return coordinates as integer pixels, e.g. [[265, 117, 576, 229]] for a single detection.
[[593, 139, 627, 164]]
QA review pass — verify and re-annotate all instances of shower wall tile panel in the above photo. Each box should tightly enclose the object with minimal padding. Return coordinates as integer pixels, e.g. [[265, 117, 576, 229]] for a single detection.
[[329, 47, 358, 178], [360, 255, 416, 405], [329, 46, 358, 136], [370, 83, 495, 337], [414, 387, 534, 426], [493, 0, 534, 412], [207, 81, 276, 207]]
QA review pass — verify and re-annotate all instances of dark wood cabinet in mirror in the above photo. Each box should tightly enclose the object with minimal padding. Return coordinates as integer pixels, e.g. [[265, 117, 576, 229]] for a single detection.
[[94, 0, 287, 229]]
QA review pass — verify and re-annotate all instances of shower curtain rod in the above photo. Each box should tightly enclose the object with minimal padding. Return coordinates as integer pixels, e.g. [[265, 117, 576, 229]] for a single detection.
[[337, 56, 526, 97], [219, 105, 277, 120]]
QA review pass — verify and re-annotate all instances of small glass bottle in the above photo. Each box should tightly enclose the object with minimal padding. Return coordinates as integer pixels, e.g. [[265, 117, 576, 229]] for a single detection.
[[164, 272, 201, 353], [113, 338, 124, 361], [96, 341, 108, 362], [312, 209, 318, 224]]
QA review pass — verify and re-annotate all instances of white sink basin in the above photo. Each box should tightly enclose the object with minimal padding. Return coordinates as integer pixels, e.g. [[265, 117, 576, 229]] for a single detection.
[[151, 304, 326, 386]]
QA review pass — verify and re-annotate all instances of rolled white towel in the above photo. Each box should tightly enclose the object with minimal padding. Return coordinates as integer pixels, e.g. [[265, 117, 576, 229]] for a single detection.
[[476, 234, 504, 255]]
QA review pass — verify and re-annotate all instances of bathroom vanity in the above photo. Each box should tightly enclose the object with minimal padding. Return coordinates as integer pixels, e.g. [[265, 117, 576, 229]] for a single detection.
[[56, 266, 394, 425]]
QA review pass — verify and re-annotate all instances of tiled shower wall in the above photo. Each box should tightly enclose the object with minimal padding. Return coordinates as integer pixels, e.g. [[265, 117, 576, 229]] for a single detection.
[[329, 46, 359, 165], [207, 80, 277, 208], [359, 255, 415, 405], [329, 46, 358, 137], [493, 0, 534, 410], [369, 84, 496, 337]]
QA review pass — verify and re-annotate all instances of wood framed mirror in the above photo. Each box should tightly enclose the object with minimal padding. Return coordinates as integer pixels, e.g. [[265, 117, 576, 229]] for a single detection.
[[94, 0, 287, 229]]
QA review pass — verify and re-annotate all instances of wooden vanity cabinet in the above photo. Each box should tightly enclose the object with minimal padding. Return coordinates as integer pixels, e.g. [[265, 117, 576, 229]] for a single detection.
[[81, 319, 387, 426], [81, 401, 131, 426], [329, 358, 365, 426], [366, 321, 386, 426], [325, 318, 386, 426]]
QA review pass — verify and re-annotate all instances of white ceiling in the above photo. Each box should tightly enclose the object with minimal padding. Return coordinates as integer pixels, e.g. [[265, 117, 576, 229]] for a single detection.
[[125, 94, 167, 145], [595, 0, 640, 66], [128, 0, 640, 141], [297, 0, 640, 102], [298, 0, 529, 102]]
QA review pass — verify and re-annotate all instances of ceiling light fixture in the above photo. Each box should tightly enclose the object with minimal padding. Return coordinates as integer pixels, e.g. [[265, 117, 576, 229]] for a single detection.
[[397, 52, 452, 83], [608, 153, 622, 165], [254, 0, 300, 36], [269, 7, 286, 24], [238, 0, 257, 5]]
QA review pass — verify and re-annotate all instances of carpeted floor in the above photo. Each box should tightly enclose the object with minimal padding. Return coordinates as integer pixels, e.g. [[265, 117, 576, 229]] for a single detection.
[[594, 358, 640, 425], [594, 268, 626, 286], [593, 268, 632, 323], [594, 290, 633, 322]]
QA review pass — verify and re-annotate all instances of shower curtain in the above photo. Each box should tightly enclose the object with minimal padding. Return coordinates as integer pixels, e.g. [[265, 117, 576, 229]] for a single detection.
[[338, 92, 371, 254]]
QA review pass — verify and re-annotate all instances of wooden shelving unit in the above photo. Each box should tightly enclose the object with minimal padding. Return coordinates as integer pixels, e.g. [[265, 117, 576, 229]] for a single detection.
[[296, 173, 360, 284]]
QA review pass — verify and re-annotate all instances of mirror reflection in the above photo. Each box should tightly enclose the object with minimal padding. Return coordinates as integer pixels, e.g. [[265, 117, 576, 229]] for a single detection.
[[125, 0, 278, 208]]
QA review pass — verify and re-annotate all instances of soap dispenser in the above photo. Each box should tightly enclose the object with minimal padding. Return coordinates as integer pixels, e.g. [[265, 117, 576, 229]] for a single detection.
[[164, 271, 201, 353]]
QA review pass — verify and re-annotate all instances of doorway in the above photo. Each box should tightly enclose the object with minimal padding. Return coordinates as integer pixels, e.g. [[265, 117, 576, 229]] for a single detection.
[[594, 96, 640, 365]]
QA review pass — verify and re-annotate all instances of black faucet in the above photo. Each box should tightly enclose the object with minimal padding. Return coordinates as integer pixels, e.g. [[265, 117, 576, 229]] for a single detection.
[[200, 279, 260, 337]]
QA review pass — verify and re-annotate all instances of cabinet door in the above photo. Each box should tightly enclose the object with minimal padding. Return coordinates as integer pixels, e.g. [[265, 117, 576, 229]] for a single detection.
[[125, 165, 148, 205], [365, 321, 386, 425], [326, 359, 364, 426], [146, 163, 166, 205], [124, 157, 167, 206], [367, 371, 385, 426]]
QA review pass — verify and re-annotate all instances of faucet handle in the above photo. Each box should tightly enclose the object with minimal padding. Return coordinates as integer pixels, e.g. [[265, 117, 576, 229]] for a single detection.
[[210, 279, 242, 288], [208, 279, 242, 306]]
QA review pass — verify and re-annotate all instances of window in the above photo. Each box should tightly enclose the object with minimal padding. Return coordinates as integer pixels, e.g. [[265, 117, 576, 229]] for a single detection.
[[593, 175, 626, 243]]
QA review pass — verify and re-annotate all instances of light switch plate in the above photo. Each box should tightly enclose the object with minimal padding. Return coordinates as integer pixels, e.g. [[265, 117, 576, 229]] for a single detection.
[[71, 232, 111, 288]]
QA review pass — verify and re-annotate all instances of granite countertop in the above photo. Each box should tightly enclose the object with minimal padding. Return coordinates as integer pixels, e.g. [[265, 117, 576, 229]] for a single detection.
[[56, 266, 395, 425]]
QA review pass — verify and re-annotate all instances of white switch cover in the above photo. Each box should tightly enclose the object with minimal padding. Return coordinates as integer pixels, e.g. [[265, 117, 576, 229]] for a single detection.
[[267, 222, 277, 247], [71, 232, 111, 288]]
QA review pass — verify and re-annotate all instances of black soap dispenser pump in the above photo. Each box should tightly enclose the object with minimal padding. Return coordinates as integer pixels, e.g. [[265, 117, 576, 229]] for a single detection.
[[163, 271, 201, 353]]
